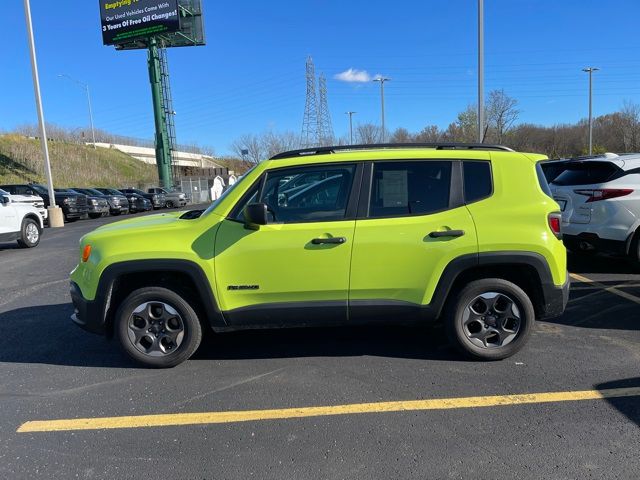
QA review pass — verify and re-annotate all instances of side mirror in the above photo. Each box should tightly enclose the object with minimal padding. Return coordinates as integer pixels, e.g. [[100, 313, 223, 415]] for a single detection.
[[1, 195, 10, 205], [243, 203, 268, 228]]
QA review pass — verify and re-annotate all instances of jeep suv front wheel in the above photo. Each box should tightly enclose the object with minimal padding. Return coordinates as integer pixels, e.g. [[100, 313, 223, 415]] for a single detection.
[[446, 279, 534, 360], [115, 287, 202, 368]]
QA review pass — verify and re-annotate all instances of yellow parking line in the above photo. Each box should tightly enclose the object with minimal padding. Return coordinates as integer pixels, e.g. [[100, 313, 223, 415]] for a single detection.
[[17, 386, 640, 433], [570, 273, 640, 305]]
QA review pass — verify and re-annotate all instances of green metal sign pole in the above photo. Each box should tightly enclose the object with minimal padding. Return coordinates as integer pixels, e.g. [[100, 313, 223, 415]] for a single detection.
[[147, 37, 173, 188]]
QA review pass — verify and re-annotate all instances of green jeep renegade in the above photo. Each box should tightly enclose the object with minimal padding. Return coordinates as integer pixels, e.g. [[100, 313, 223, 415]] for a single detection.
[[70, 143, 569, 367]]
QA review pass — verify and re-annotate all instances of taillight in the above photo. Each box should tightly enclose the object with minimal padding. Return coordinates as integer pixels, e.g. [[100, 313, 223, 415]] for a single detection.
[[548, 213, 562, 239], [573, 188, 633, 203]]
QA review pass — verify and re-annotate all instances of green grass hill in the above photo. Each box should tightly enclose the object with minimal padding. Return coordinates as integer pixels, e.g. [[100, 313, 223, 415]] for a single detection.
[[0, 135, 158, 188]]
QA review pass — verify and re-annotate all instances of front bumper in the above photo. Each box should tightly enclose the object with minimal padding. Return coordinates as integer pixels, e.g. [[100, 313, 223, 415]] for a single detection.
[[109, 204, 129, 214], [63, 205, 88, 218], [539, 272, 570, 319], [88, 204, 110, 214], [70, 281, 106, 335]]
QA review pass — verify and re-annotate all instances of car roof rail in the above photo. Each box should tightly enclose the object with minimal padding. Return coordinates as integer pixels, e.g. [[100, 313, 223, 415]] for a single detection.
[[269, 142, 515, 160]]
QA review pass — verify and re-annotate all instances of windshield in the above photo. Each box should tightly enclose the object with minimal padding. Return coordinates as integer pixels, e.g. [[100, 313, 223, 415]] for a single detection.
[[202, 167, 256, 216], [30, 184, 47, 195], [552, 161, 621, 186]]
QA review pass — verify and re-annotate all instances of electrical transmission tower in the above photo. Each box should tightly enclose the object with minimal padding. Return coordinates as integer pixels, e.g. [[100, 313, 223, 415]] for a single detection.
[[317, 73, 334, 145], [301, 56, 319, 148]]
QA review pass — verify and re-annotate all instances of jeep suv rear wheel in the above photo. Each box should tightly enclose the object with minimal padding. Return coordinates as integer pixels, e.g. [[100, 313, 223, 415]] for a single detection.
[[115, 287, 202, 368], [446, 278, 534, 360]]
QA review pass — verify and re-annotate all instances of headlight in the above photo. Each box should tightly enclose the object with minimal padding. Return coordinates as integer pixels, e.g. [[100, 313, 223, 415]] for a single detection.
[[91, 199, 98, 205], [63, 198, 70, 204]]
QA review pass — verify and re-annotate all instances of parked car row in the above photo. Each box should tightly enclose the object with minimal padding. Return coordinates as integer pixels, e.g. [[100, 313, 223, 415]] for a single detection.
[[543, 152, 640, 262], [0, 184, 189, 224]]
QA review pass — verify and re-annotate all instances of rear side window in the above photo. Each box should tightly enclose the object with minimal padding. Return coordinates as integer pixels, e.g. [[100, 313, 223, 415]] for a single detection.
[[536, 163, 554, 198], [463, 161, 492, 203], [552, 162, 620, 186], [369, 161, 451, 217]]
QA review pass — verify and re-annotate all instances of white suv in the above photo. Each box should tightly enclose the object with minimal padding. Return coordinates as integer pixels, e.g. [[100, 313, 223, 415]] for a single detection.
[[0, 189, 43, 248], [549, 153, 640, 260]]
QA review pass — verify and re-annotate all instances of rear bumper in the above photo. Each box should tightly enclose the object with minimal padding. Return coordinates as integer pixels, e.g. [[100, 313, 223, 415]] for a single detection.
[[539, 273, 570, 319], [563, 233, 627, 256], [70, 282, 106, 335]]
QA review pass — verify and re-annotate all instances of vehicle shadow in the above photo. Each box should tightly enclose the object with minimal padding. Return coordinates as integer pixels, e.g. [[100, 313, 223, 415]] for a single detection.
[[0, 303, 136, 368], [594, 377, 640, 427], [568, 252, 640, 274], [0, 303, 462, 367], [543, 280, 640, 331], [0, 242, 19, 251], [195, 323, 459, 362]]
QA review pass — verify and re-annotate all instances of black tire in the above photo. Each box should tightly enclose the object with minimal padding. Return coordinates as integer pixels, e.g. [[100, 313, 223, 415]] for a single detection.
[[17, 218, 41, 248], [165, 200, 175, 208], [445, 278, 534, 361], [66, 216, 79, 223], [88, 213, 102, 219], [628, 229, 640, 264], [115, 287, 202, 368]]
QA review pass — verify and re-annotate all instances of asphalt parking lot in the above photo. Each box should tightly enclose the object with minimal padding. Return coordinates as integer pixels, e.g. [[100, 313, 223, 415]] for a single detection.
[[1, 213, 639, 480]]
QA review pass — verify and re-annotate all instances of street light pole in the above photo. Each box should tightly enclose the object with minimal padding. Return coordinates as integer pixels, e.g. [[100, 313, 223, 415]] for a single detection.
[[373, 77, 390, 143], [58, 74, 97, 148], [23, 0, 63, 227], [582, 67, 599, 155], [478, 0, 485, 143], [345, 111, 356, 144]]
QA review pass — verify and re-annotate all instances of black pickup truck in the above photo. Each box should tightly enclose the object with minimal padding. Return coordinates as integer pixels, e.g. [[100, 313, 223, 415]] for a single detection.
[[120, 188, 165, 210], [0, 184, 89, 222]]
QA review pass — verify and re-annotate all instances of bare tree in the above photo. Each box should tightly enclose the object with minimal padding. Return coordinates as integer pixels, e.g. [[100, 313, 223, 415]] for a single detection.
[[355, 123, 382, 144], [414, 125, 443, 143], [619, 100, 640, 151], [261, 131, 300, 158], [486, 89, 520, 143], [444, 105, 477, 142], [390, 127, 413, 143], [230, 133, 265, 164]]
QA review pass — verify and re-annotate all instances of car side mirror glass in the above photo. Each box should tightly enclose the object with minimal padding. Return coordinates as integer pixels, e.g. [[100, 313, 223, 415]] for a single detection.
[[1, 195, 10, 205], [243, 203, 268, 228]]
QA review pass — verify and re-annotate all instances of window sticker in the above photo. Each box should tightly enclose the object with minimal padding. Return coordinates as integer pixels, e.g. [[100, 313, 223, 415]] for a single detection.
[[382, 170, 408, 208]]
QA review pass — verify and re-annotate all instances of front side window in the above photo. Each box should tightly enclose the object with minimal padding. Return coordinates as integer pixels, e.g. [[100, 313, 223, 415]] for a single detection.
[[369, 161, 452, 217], [256, 164, 356, 223]]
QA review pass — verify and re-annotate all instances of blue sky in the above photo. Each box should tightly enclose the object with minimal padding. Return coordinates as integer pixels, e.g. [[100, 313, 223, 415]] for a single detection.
[[2, 0, 640, 155]]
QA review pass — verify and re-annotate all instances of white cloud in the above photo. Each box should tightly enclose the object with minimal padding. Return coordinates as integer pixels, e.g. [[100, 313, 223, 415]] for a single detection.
[[334, 68, 372, 83]]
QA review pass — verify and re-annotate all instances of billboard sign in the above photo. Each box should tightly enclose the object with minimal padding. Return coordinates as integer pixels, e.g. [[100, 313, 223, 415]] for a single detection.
[[99, 0, 180, 46]]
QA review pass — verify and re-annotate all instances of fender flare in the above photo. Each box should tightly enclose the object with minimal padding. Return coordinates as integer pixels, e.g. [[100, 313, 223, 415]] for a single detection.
[[97, 259, 226, 334]]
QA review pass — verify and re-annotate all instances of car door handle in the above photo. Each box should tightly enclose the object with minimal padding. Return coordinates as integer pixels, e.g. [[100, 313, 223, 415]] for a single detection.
[[429, 230, 465, 238], [311, 237, 347, 245]]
